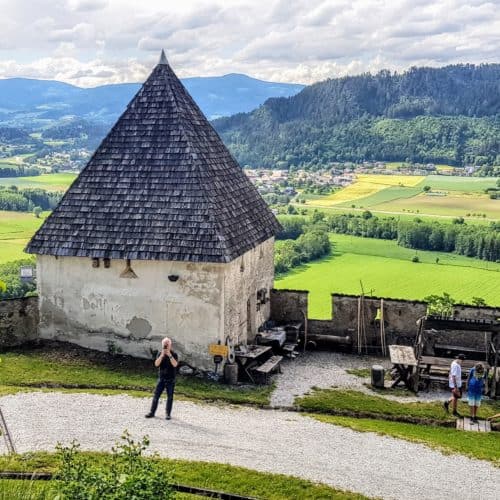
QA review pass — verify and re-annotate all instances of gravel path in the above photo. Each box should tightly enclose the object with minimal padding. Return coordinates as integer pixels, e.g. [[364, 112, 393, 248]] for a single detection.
[[1, 392, 498, 499], [271, 351, 450, 407]]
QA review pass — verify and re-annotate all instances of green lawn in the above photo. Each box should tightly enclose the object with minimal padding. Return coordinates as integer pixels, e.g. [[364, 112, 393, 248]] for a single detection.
[[297, 388, 500, 422], [0, 173, 77, 191], [299, 390, 500, 464], [275, 234, 500, 318], [0, 211, 46, 263], [313, 415, 500, 465], [0, 454, 364, 500], [0, 345, 272, 406]]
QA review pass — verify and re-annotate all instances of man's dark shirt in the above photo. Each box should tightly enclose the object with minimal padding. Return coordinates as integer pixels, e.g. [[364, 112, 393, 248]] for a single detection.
[[158, 351, 178, 380]]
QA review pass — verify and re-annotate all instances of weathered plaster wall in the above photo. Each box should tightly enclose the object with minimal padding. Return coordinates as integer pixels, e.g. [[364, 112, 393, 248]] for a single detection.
[[0, 297, 39, 349], [224, 238, 275, 345], [37, 256, 225, 369]]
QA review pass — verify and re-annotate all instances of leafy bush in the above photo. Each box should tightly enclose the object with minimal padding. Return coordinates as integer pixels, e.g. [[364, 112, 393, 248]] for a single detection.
[[424, 292, 455, 316], [0, 258, 36, 299], [55, 432, 173, 500]]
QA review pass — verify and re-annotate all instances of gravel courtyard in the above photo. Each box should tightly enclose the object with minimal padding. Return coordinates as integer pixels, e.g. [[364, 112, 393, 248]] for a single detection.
[[1, 392, 499, 500], [270, 351, 450, 407]]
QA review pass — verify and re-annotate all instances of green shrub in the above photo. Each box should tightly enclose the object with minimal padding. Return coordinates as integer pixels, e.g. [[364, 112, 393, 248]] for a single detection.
[[55, 432, 173, 500]]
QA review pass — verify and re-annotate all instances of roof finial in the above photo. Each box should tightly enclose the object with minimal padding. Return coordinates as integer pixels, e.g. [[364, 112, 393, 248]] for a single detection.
[[158, 49, 168, 65]]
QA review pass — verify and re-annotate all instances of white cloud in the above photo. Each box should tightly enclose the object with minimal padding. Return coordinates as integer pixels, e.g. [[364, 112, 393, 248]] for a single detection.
[[0, 0, 497, 86]]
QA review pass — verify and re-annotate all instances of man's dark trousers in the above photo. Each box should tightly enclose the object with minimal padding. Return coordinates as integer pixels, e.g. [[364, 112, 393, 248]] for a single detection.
[[149, 377, 175, 416]]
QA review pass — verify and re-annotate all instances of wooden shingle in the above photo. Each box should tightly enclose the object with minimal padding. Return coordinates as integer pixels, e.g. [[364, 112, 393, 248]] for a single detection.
[[26, 54, 281, 262]]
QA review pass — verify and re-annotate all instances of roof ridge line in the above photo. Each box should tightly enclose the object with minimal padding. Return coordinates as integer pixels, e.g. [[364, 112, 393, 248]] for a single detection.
[[165, 70, 233, 260]]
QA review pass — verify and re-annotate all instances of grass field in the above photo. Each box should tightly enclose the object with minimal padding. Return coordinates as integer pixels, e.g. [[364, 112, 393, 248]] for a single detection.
[[275, 234, 500, 318], [419, 175, 499, 192], [0, 172, 77, 191], [304, 174, 500, 220], [0, 211, 46, 263]]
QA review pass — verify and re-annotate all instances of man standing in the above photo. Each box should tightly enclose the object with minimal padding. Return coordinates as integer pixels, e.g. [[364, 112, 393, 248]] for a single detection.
[[444, 354, 466, 417], [146, 337, 179, 420]]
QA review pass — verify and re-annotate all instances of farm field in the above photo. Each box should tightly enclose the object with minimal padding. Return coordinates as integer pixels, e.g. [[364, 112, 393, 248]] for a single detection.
[[0, 172, 77, 191], [306, 174, 425, 207], [0, 210, 46, 263], [303, 174, 499, 220], [376, 192, 500, 219], [275, 234, 500, 319]]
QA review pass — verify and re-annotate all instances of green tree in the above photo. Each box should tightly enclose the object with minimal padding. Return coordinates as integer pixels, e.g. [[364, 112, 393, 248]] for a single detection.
[[422, 185, 431, 192], [33, 206, 42, 218]]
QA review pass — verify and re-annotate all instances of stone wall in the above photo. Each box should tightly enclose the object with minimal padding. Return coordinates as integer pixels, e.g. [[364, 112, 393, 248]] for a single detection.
[[0, 297, 39, 349], [224, 238, 275, 345], [270, 289, 499, 353], [270, 289, 308, 323]]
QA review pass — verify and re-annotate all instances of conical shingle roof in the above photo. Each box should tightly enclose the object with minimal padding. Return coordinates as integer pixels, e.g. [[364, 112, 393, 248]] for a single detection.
[[26, 55, 281, 263]]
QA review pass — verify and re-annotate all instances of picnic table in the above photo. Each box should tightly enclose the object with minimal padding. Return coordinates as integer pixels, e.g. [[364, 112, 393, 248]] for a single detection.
[[389, 345, 418, 392], [235, 345, 273, 383]]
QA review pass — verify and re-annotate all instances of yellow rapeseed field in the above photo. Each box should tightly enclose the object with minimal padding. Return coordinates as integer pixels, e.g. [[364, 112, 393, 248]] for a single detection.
[[307, 174, 425, 207]]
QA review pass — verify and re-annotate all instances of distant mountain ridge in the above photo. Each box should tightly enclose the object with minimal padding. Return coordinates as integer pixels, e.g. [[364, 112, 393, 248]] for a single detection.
[[0, 73, 304, 127], [214, 64, 500, 167]]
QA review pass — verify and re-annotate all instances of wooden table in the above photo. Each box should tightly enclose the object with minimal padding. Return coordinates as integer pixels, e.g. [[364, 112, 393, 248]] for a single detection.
[[389, 345, 418, 392], [235, 345, 272, 383]]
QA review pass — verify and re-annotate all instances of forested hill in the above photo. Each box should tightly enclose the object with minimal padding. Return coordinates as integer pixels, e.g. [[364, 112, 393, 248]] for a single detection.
[[214, 64, 500, 168]]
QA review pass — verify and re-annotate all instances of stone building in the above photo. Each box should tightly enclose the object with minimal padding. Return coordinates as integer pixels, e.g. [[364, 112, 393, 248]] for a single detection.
[[26, 51, 281, 370]]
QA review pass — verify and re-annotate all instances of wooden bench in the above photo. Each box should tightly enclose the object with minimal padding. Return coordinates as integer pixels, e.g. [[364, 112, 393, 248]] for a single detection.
[[282, 342, 298, 358], [252, 355, 283, 384], [434, 344, 487, 358], [419, 356, 490, 391]]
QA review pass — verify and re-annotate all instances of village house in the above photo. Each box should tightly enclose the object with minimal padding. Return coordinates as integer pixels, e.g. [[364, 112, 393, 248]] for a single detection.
[[26, 51, 281, 370]]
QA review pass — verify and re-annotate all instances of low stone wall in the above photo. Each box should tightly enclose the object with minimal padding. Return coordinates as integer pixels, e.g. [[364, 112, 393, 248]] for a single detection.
[[270, 290, 499, 353], [270, 289, 308, 323], [0, 297, 39, 349]]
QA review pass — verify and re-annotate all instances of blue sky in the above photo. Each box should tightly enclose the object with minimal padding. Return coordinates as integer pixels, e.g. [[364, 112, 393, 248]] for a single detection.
[[0, 0, 498, 86]]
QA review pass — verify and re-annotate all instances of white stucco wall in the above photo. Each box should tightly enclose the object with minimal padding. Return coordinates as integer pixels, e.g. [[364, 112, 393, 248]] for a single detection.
[[37, 256, 225, 369], [223, 238, 275, 345], [36, 237, 275, 370]]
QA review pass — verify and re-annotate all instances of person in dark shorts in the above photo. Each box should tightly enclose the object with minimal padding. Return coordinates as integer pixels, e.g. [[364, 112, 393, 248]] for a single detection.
[[145, 337, 179, 420], [443, 353, 465, 417]]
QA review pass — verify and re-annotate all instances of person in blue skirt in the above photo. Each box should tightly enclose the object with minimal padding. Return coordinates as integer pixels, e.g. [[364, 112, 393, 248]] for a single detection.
[[467, 363, 485, 423]]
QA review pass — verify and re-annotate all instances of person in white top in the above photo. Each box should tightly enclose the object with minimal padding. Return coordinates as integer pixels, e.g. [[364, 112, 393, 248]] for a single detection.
[[444, 354, 466, 417]]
